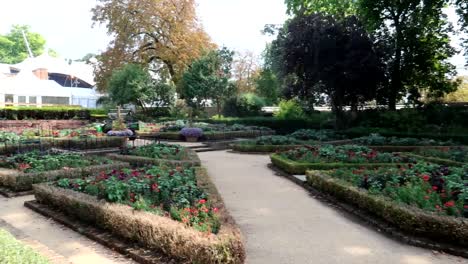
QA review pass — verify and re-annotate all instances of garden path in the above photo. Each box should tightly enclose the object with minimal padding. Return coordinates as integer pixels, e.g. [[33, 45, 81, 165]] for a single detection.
[[0, 195, 136, 264], [199, 150, 468, 264]]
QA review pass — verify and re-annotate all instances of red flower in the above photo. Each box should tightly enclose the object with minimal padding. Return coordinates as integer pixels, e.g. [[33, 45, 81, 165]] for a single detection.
[[444, 201, 455, 208], [213, 207, 219, 213], [199, 199, 206, 204], [432, 186, 438, 191], [151, 183, 159, 191], [131, 170, 140, 177], [421, 175, 430, 182]]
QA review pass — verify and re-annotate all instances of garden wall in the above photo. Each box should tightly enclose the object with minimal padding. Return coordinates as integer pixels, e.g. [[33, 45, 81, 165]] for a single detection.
[[0, 120, 88, 134]]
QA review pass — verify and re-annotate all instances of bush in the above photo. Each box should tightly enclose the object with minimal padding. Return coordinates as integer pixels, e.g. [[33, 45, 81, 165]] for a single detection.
[[291, 129, 345, 141], [274, 100, 304, 119], [223, 93, 266, 117], [0, 107, 90, 120]]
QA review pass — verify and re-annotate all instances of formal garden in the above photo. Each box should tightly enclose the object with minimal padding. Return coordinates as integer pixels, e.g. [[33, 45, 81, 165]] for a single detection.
[[1, 0, 468, 263]]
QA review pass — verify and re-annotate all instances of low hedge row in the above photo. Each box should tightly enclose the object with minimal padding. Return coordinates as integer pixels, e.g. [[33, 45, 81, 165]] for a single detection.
[[107, 148, 201, 167], [306, 170, 468, 247], [231, 144, 302, 153], [33, 167, 245, 263], [142, 130, 275, 141], [270, 154, 404, 175], [0, 162, 128, 192], [366, 145, 458, 153], [0, 137, 126, 154], [0, 108, 90, 120], [402, 153, 465, 167]]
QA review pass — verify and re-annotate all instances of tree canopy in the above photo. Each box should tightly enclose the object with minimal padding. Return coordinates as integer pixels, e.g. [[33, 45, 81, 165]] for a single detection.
[[285, 0, 356, 19], [0, 25, 47, 64], [92, 0, 215, 91]]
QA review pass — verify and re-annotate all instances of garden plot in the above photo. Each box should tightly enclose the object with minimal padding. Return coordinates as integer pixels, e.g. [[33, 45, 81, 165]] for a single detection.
[[0, 150, 127, 196], [30, 165, 244, 263], [107, 143, 201, 167], [271, 145, 414, 174]]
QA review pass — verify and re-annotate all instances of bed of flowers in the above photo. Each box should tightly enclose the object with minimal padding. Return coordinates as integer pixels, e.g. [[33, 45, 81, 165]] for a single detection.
[[305, 163, 468, 250], [56, 166, 221, 233], [122, 143, 187, 160], [271, 145, 414, 174], [290, 129, 347, 141], [353, 133, 457, 147], [231, 135, 303, 153], [415, 147, 467, 163]]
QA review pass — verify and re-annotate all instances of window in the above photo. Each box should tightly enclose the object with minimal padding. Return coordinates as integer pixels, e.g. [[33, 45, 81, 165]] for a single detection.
[[41, 96, 70, 105], [5, 94, 13, 104], [29, 96, 37, 104], [18, 96, 26, 104]]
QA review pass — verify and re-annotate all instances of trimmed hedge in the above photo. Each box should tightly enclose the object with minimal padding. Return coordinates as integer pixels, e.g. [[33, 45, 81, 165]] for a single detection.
[[0, 162, 128, 192], [401, 153, 465, 167], [33, 167, 245, 263], [366, 145, 458, 153], [231, 144, 302, 153], [0, 108, 90, 120], [142, 130, 275, 141], [270, 154, 405, 175], [107, 148, 201, 167], [0, 137, 126, 155], [306, 170, 468, 247]]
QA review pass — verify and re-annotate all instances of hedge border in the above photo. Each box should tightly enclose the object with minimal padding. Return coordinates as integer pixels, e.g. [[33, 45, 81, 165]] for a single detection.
[[341, 130, 468, 145], [107, 148, 201, 167], [230, 139, 355, 154], [306, 170, 468, 252], [31, 167, 245, 264], [0, 162, 129, 193], [138, 130, 275, 141], [270, 154, 404, 175], [401, 153, 465, 167], [365, 145, 462, 153]]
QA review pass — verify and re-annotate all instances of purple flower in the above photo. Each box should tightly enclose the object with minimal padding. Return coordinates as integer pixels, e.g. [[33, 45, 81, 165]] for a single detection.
[[180, 127, 203, 138]]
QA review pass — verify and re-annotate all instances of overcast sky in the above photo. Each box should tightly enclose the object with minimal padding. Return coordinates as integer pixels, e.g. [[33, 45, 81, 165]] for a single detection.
[[0, 0, 466, 75]]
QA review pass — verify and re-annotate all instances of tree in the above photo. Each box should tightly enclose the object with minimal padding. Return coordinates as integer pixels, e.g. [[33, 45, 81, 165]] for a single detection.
[[108, 64, 175, 112], [455, 0, 468, 64], [0, 25, 46, 64], [285, 0, 356, 19], [279, 13, 384, 128], [359, 0, 458, 109], [180, 48, 236, 115], [255, 69, 280, 105], [444, 77, 468, 102], [232, 51, 260, 93], [92, 0, 215, 91]]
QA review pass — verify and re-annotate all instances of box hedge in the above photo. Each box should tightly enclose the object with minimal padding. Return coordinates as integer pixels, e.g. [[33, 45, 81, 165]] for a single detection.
[[33, 167, 245, 263], [270, 154, 405, 175], [107, 148, 201, 167], [306, 170, 468, 247], [0, 107, 90, 120], [231, 144, 302, 153], [0, 162, 129, 192]]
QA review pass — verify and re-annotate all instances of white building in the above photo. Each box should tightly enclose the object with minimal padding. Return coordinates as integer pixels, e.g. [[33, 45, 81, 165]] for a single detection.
[[0, 54, 101, 108]]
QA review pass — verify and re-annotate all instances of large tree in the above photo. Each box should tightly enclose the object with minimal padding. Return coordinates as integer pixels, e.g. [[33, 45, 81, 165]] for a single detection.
[[280, 13, 384, 128], [285, 0, 356, 19], [232, 51, 260, 94], [108, 64, 175, 112], [455, 0, 468, 64], [359, 0, 458, 109], [92, 0, 215, 91], [0, 25, 46, 64], [255, 69, 280, 105], [180, 48, 236, 115]]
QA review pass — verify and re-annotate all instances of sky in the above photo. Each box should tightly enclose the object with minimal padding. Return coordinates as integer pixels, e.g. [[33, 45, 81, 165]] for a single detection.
[[0, 0, 466, 75]]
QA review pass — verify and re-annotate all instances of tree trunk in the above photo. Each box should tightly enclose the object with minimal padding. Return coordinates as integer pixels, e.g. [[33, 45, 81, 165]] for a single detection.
[[389, 22, 403, 111]]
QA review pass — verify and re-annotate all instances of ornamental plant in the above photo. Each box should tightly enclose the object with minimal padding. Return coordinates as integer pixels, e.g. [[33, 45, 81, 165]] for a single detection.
[[329, 163, 468, 218], [123, 143, 186, 160], [0, 131, 21, 143], [281, 145, 411, 164], [416, 147, 467, 163], [353, 133, 456, 146], [291, 129, 345, 141], [180, 127, 203, 138], [56, 166, 221, 233], [0, 151, 111, 173], [107, 129, 133, 137], [243, 136, 300, 146]]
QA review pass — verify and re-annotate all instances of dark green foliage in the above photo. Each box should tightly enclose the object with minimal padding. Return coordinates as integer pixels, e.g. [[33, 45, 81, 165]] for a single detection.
[[416, 147, 468, 163], [0, 107, 90, 120], [123, 143, 186, 160], [254, 69, 280, 105], [222, 93, 266, 117], [242, 136, 300, 146], [353, 134, 456, 146], [291, 129, 344, 141]]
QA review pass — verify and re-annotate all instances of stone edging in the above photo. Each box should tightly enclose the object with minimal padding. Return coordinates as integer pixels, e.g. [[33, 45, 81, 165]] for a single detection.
[[267, 164, 468, 259]]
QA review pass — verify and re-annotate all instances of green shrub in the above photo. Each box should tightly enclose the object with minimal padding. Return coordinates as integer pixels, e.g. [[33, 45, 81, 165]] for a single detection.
[[291, 129, 345, 141], [353, 133, 457, 146], [243, 136, 301, 146], [0, 107, 90, 120], [0, 229, 50, 264], [223, 93, 266, 117], [274, 99, 304, 119]]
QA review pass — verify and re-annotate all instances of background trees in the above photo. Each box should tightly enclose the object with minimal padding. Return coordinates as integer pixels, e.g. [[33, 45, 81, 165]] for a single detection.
[[0, 25, 52, 64], [92, 0, 215, 91]]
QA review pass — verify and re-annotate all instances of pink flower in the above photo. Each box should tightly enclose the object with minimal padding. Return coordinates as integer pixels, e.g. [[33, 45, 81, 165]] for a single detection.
[[432, 186, 438, 191], [421, 175, 430, 182], [444, 201, 455, 208], [199, 199, 206, 205]]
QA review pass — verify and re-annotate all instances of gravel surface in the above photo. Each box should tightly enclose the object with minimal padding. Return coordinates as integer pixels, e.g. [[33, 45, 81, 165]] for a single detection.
[[199, 150, 468, 264]]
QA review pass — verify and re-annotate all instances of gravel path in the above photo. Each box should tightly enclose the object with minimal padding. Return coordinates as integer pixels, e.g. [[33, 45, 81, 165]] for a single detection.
[[199, 150, 468, 264], [0, 195, 136, 264]]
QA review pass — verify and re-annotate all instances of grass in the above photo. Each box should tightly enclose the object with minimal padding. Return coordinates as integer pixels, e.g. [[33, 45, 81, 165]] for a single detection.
[[0, 229, 50, 264]]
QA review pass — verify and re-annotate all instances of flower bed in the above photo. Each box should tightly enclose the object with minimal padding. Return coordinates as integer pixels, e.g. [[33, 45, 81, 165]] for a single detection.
[[415, 147, 467, 163], [306, 163, 468, 247], [271, 145, 412, 174], [0, 151, 127, 192], [290, 129, 346, 141], [33, 166, 244, 263], [108, 143, 201, 167], [350, 134, 459, 152], [231, 136, 303, 153]]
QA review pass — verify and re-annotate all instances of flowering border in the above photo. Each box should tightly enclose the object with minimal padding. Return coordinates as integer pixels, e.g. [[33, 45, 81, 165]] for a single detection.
[[31, 167, 245, 263]]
